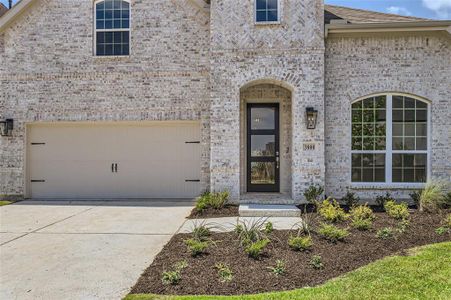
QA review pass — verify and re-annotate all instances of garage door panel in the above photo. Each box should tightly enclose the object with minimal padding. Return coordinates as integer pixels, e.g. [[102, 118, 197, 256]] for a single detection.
[[28, 122, 201, 199]]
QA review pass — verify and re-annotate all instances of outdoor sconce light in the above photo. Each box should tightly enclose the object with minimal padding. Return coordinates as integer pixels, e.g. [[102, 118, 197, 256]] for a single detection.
[[0, 119, 14, 136], [305, 107, 318, 130]]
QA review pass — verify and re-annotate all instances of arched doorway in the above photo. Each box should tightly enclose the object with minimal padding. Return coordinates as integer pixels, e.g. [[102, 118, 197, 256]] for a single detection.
[[239, 82, 293, 197]]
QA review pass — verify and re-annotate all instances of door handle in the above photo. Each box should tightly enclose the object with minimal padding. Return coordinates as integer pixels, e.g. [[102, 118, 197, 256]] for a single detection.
[[114, 163, 118, 173], [276, 157, 280, 169], [111, 163, 114, 173]]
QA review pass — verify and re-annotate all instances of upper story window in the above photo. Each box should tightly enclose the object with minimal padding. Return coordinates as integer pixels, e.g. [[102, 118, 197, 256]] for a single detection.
[[351, 94, 429, 184], [256, 0, 279, 23], [95, 0, 130, 56]]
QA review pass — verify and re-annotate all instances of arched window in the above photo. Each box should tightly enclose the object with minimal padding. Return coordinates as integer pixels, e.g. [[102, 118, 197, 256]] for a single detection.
[[95, 0, 130, 56], [351, 94, 429, 184]]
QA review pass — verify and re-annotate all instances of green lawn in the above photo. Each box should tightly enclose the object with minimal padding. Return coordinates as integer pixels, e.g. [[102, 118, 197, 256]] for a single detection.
[[125, 242, 451, 300], [0, 200, 13, 206]]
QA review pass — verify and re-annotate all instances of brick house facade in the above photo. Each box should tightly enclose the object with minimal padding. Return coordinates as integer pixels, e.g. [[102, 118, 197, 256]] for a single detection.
[[0, 0, 450, 203]]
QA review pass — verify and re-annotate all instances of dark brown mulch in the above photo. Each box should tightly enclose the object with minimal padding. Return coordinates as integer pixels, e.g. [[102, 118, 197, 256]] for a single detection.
[[131, 211, 450, 296], [187, 205, 239, 219]]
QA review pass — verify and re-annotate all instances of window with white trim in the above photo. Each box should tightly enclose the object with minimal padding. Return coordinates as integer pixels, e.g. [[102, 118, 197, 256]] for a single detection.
[[255, 0, 279, 23], [351, 94, 429, 183], [95, 0, 130, 56]]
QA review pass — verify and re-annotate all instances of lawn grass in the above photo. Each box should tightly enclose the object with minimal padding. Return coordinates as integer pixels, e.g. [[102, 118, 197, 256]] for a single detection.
[[125, 242, 451, 300], [0, 200, 13, 206]]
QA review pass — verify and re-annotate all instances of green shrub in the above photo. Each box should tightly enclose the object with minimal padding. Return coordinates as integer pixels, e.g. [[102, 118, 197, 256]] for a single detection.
[[185, 238, 209, 257], [267, 259, 286, 276], [319, 199, 348, 223], [209, 191, 229, 209], [435, 227, 448, 235], [303, 185, 324, 208], [161, 260, 188, 285], [318, 223, 349, 243], [214, 263, 233, 282], [264, 221, 274, 234], [396, 219, 410, 234], [350, 204, 375, 221], [376, 227, 394, 239], [235, 218, 268, 246], [376, 192, 394, 207], [419, 182, 448, 212], [445, 214, 451, 228], [195, 191, 229, 211], [310, 255, 324, 270], [384, 200, 409, 220], [195, 196, 209, 212], [245, 238, 270, 259], [288, 235, 313, 251], [190, 221, 212, 241], [351, 218, 372, 231], [341, 190, 360, 207]]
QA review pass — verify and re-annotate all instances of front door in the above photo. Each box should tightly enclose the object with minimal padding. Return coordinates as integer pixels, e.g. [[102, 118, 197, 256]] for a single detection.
[[247, 103, 280, 192]]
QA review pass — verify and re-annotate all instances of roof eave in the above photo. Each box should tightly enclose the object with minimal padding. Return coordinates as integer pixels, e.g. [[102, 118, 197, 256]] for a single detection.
[[0, 0, 35, 33], [326, 20, 451, 37]]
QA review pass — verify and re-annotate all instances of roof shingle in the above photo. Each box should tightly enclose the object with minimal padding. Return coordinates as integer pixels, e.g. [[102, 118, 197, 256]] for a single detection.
[[324, 5, 429, 24]]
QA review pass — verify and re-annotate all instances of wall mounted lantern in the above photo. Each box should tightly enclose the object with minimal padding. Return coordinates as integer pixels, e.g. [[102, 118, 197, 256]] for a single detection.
[[0, 119, 14, 136], [305, 107, 318, 130]]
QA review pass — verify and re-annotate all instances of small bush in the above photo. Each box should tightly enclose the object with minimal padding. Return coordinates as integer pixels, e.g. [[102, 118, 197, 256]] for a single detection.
[[303, 184, 324, 208], [185, 238, 209, 257], [445, 214, 451, 228], [435, 227, 448, 235], [310, 255, 324, 270], [268, 259, 286, 276], [293, 210, 318, 236], [396, 219, 410, 234], [377, 227, 394, 239], [264, 221, 274, 234], [161, 260, 188, 285], [288, 235, 313, 251], [318, 223, 349, 243], [214, 263, 233, 282], [419, 182, 448, 212], [195, 196, 209, 212], [341, 190, 360, 207], [235, 218, 268, 246], [319, 199, 348, 223], [209, 191, 230, 209], [195, 191, 229, 211], [351, 218, 372, 231], [245, 238, 270, 259], [350, 204, 375, 221], [384, 200, 409, 220], [376, 192, 394, 207], [190, 221, 212, 241]]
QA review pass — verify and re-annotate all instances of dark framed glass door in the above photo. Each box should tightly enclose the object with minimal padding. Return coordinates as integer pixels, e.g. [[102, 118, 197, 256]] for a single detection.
[[247, 103, 280, 192]]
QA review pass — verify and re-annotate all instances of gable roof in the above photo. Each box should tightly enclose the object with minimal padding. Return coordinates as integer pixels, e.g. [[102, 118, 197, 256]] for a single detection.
[[324, 5, 429, 24], [0, 3, 8, 18]]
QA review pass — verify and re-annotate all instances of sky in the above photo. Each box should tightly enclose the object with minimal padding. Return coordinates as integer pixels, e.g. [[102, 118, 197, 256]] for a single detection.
[[1, 0, 451, 20]]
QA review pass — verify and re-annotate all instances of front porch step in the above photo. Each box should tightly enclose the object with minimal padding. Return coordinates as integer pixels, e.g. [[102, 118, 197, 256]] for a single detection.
[[239, 204, 301, 217]]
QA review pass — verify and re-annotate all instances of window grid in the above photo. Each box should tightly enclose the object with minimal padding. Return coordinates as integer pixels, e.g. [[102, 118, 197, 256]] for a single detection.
[[95, 0, 130, 56], [351, 94, 429, 184], [256, 0, 279, 23]]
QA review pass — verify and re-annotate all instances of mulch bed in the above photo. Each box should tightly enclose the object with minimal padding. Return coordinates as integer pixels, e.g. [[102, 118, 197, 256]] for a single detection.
[[131, 211, 450, 296], [187, 205, 239, 219]]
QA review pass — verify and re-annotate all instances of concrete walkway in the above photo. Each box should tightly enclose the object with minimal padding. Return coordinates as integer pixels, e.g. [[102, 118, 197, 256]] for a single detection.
[[0, 200, 193, 300], [179, 216, 303, 233]]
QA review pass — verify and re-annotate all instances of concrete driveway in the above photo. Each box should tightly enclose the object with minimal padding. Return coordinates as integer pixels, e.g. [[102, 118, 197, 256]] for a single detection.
[[0, 200, 193, 300]]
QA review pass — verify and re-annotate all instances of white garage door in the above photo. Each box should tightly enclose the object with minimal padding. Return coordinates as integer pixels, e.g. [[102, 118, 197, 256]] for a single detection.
[[27, 122, 201, 199]]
